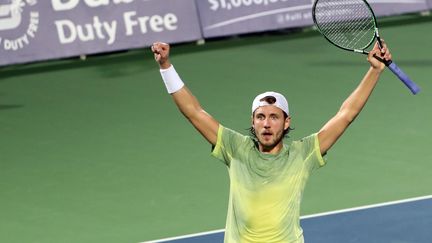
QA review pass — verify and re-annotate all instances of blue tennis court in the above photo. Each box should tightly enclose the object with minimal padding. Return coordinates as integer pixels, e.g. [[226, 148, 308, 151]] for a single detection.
[[145, 196, 432, 243]]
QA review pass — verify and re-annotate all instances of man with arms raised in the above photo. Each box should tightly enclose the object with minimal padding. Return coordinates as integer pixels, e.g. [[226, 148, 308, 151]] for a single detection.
[[151, 41, 391, 243]]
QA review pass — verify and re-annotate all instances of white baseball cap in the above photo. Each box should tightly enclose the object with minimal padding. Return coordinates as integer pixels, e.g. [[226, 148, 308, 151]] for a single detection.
[[252, 91, 289, 116]]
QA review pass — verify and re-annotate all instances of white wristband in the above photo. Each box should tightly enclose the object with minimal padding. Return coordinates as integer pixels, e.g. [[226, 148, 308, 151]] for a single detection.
[[160, 65, 184, 94]]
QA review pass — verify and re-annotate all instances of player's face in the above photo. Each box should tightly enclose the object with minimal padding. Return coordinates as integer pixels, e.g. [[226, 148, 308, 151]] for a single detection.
[[252, 105, 290, 154]]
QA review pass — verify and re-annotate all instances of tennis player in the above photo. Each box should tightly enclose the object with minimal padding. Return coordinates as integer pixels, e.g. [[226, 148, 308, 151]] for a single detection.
[[151, 41, 391, 243]]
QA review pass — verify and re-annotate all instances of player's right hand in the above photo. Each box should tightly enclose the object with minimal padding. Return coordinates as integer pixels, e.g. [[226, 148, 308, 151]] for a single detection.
[[151, 42, 171, 69]]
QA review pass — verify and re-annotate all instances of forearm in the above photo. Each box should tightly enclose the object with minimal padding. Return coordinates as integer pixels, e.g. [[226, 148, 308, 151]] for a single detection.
[[158, 63, 219, 144], [318, 41, 390, 154], [159, 65, 202, 117], [172, 86, 204, 120], [339, 67, 382, 122]]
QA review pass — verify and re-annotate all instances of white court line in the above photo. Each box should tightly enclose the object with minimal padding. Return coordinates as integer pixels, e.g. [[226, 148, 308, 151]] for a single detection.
[[141, 194, 432, 243], [301, 194, 432, 219], [142, 229, 225, 243]]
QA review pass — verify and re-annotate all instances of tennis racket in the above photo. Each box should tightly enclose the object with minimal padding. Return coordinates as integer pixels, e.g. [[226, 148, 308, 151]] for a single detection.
[[312, 0, 420, 94]]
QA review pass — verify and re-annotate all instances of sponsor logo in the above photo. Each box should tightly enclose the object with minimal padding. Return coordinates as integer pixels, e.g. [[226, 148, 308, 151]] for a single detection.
[[0, 0, 39, 51]]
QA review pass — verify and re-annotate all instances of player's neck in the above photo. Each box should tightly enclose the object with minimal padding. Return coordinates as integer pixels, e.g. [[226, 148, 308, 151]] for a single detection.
[[258, 142, 284, 155]]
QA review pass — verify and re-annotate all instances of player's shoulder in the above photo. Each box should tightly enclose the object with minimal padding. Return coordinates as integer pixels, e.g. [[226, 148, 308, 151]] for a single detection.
[[217, 125, 255, 154], [220, 125, 250, 140], [290, 133, 318, 147]]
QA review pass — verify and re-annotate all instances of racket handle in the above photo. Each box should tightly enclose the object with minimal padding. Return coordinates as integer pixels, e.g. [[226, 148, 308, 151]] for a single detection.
[[387, 61, 420, 95]]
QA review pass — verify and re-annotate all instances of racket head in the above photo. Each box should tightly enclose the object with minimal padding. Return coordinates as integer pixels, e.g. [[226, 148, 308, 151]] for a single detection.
[[312, 0, 378, 53]]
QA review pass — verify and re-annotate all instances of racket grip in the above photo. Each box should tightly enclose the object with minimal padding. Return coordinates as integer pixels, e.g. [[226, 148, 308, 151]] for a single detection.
[[387, 61, 420, 95]]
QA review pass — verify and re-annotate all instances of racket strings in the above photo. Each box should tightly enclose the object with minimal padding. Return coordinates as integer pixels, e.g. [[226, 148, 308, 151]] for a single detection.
[[314, 0, 375, 50], [344, 18, 374, 49]]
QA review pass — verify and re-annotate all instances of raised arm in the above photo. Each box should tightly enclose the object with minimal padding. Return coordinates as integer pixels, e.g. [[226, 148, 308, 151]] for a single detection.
[[318, 41, 392, 155], [152, 42, 219, 145]]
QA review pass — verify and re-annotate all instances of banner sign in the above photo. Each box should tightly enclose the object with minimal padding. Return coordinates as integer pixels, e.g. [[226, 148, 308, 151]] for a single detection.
[[195, 0, 430, 39], [370, 0, 430, 17], [0, 0, 202, 66], [196, 0, 314, 39], [1, 0, 431, 66]]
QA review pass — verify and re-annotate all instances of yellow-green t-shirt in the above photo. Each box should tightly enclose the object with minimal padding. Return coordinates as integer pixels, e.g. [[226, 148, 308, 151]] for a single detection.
[[212, 125, 326, 243]]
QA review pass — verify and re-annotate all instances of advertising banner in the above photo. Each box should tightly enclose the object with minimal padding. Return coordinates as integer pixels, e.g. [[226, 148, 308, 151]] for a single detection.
[[427, 0, 432, 9], [370, 0, 430, 17], [0, 0, 202, 66], [196, 0, 314, 38], [1, 0, 430, 66], [195, 0, 430, 39]]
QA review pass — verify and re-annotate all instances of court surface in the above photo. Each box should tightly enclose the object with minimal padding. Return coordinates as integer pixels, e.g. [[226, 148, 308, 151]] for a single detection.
[[146, 196, 432, 243], [1, 14, 431, 243]]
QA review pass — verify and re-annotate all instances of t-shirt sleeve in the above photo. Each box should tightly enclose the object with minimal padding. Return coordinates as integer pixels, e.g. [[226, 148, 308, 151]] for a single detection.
[[299, 133, 327, 171], [211, 125, 247, 167]]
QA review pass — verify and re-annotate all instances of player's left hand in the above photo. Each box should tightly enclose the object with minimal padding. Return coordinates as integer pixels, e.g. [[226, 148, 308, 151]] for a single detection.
[[368, 40, 392, 71]]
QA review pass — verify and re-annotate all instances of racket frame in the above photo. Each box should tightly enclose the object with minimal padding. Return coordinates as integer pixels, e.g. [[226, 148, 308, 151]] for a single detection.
[[312, 0, 378, 55], [312, 0, 421, 94]]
